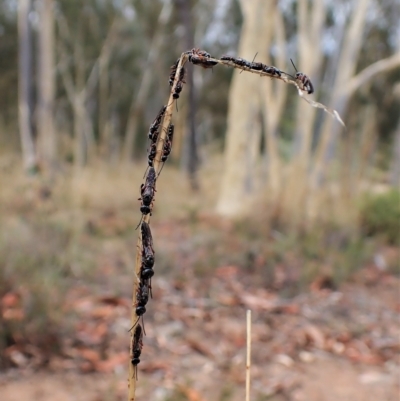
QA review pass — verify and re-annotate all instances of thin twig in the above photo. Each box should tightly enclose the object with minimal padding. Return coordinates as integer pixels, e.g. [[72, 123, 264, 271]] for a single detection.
[[246, 309, 252, 401]]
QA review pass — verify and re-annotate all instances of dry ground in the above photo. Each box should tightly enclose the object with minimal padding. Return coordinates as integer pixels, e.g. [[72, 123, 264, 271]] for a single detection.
[[0, 355, 398, 401], [0, 162, 399, 401]]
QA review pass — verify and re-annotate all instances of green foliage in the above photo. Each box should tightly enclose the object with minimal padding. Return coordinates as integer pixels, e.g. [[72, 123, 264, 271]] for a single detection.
[[360, 189, 400, 244]]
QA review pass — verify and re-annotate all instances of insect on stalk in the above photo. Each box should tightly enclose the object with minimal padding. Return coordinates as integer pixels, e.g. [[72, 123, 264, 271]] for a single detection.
[[147, 142, 157, 168], [136, 166, 157, 229], [188, 48, 218, 69], [129, 279, 150, 333], [263, 65, 282, 77], [131, 324, 143, 380], [290, 59, 314, 94], [220, 55, 252, 70], [148, 105, 167, 142], [140, 221, 155, 298], [168, 66, 186, 112], [240, 52, 259, 74], [169, 58, 180, 86], [157, 123, 174, 177]]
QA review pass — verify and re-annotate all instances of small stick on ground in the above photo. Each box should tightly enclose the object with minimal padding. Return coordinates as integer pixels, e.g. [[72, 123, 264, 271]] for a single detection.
[[246, 309, 252, 401]]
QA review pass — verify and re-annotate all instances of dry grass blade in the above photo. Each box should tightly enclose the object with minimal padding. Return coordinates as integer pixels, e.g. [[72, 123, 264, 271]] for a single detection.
[[288, 80, 346, 128], [246, 310, 252, 401]]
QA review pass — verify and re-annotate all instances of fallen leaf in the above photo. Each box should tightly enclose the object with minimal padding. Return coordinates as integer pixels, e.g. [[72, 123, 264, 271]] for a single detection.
[[1, 292, 21, 308]]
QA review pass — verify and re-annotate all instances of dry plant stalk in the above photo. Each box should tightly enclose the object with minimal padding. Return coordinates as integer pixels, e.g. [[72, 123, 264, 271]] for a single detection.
[[127, 50, 345, 400], [128, 52, 188, 401], [215, 58, 346, 128], [246, 310, 252, 401]]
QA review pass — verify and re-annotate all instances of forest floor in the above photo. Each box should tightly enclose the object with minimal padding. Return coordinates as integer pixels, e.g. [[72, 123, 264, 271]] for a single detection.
[[0, 267, 399, 401], [0, 164, 399, 401]]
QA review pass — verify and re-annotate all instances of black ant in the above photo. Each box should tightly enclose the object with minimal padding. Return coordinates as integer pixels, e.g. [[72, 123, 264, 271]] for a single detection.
[[143, 124, 171, 178], [131, 324, 143, 380], [220, 55, 251, 70], [263, 65, 282, 77], [169, 58, 180, 86], [157, 123, 174, 176], [139, 167, 156, 215], [290, 59, 314, 94], [173, 81, 184, 99], [140, 221, 155, 297], [188, 48, 217, 69], [129, 279, 150, 333], [170, 67, 186, 111], [141, 221, 154, 271], [148, 105, 166, 142], [136, 167, 157, 229], [243, 52, 265, 75], [147, 142, 157, 168], [250, 61, 264, 71]]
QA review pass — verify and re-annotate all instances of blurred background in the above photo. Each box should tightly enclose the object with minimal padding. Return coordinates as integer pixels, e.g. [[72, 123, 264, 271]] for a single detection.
[[0, 0, 399, 400]]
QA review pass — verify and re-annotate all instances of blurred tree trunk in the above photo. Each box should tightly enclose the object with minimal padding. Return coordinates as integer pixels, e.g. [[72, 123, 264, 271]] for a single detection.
[[285, 0, 326, 224], [216, 0, 271, 216], [37, 0, 56, 169], [96, 20, 119, 160], [293, 0, 326, 166], [260, 4, 287, 196], [390, 118, 400, 187], [123, 2, 172, 162], [57, 13, 117, 167], [18, 0, 37, 173], [98, 49, 110, 158], [311, 0, 371, 188], [177, 0, 198, 190]]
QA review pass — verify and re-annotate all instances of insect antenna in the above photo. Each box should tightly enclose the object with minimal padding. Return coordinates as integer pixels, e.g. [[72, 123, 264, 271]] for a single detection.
[[132, 364, 138, 380], [240, 52, 258, 74], [143, 165, 150, 179], [166, 98, 179, 112], [140, 314, 146, 335], [157, 162, 166, 178], [290, 58, 298, 72], [128, 316, 140, 332], [135, 214, 144, 230], [127, 311, 146, 335]]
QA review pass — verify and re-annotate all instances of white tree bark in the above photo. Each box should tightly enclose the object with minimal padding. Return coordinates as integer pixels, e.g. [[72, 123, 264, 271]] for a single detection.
[[18, 0, 37, 172], [311, 0, 371, 187], [37, 0, 56, 169], [123, 1, 172, 162], [57, 12, 116, 167], [260, 5, 287, 196], [216, 0, 274, 216]]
